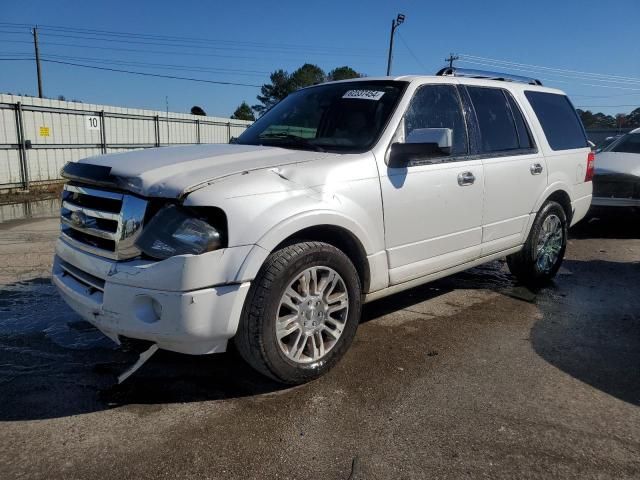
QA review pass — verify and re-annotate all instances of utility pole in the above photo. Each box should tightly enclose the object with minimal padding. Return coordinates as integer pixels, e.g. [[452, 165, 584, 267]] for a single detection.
[[386, 13, 405, 76], [32, 26, 43, 98], [165, 96, 170, 145], [445, 53, 459, 69]]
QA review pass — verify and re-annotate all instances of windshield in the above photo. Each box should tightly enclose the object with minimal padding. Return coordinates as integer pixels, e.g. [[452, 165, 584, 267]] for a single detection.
[[235, 81, 407, 153], [605, 133, 640, 154]]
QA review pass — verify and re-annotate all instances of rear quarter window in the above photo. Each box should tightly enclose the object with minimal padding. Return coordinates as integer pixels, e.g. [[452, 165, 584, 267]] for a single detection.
[[524, 91, 588, 151]]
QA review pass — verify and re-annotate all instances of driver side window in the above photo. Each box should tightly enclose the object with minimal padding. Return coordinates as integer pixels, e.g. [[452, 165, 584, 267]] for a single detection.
[[402, 84, 469, 157]]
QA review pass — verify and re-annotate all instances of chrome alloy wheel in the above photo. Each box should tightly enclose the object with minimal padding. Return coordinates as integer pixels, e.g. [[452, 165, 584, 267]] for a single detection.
[[275, 266, 349, 364], [535, 214, 563, 274]]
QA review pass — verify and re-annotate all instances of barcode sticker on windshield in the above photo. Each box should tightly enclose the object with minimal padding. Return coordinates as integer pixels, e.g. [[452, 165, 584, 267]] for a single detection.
[[342, 90, 385, 101]]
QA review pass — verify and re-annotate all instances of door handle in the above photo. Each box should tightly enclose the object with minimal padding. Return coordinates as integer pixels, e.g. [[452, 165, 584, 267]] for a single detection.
[[530, 163, 544, 175], [457, 171, 475, 186]]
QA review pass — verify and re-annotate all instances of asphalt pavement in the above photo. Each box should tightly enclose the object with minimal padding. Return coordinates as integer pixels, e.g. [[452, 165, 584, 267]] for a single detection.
[[0, 213, 638, 479]]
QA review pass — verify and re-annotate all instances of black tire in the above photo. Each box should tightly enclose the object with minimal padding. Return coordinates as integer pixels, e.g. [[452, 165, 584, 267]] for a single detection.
[[507, 201, 568, 288], [234, 241, 362, 384]]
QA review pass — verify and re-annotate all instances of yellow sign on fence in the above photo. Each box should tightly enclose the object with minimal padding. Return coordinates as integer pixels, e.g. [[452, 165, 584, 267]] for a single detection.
[[39, 126, 50, 137]]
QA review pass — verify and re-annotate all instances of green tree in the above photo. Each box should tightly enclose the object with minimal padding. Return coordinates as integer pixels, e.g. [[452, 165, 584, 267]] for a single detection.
[[190, 105, 206, 116], [253, 69, 296, 116], [577, 109, 616, 129], [290, 63, 326, 89], [231, 101, 255, 121], [253, 64, 364, 116], [626, 108, 640, 128], [327, 66, 361, 81]]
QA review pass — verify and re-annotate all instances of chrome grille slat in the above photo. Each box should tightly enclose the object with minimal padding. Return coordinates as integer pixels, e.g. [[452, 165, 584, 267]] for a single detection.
[[61, 200, 120, 221], [60, 231, 118, 259], [60, 183, 148, 260], [65, 184, 124, 201], [61, 216, 118, 240]]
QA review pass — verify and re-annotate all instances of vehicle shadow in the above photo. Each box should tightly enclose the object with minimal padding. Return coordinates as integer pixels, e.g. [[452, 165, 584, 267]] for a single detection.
[[571, 210, 640, 239], [0, 263, 512, 422], [530, 258, 640, 406], [0, 278, 287, 421], [1, 215, 638, 420]]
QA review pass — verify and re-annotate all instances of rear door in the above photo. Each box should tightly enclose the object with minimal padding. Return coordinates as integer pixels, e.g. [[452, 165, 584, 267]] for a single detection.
[[464, 86, 547, 256], [523, 91, 591, 225]]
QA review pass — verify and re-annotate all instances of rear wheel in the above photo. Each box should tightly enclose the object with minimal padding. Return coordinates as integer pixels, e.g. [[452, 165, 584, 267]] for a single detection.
[[234, 241, 361, 384], [507, 201, 568, 287]]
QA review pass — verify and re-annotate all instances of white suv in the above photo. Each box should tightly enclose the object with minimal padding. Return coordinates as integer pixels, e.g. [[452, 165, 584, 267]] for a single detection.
[[53, 69, 593, 384]]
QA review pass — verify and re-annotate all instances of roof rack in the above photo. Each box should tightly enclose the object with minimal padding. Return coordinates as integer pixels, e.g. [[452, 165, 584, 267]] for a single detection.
[[436, 67, 543, 86]]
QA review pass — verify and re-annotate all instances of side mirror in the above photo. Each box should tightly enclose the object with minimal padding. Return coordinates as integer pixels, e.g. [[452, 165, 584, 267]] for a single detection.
[[388, 142, 446, 168], [405, 127, 452, 151], [388, 128, 454, 168]]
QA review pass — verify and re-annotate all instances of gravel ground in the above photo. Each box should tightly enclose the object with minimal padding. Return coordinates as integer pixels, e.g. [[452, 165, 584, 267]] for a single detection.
[[0, 213, 638, 480]]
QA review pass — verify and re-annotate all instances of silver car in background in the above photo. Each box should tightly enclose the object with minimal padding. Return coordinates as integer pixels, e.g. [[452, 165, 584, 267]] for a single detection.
[[592, 128, 640, 211]]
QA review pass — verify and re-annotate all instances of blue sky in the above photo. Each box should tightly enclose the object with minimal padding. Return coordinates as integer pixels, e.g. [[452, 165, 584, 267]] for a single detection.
[[1, 0, 639, 117]]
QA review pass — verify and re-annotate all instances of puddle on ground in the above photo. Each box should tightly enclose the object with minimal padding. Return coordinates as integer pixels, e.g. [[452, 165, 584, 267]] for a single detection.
[[0, 197, 60, 224], [0, 280, 113, 351]]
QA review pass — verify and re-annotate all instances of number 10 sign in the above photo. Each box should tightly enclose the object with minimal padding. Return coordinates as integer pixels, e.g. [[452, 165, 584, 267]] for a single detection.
[[86, 116, 100, 131]]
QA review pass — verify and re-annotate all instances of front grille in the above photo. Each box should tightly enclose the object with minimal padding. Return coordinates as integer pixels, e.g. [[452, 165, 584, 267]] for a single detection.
[[59, 259, 105, 293], [60, 184, 147, 260]]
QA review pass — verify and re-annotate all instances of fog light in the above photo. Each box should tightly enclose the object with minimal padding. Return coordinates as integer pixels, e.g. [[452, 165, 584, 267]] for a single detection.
[[133, 295, 162, 324]]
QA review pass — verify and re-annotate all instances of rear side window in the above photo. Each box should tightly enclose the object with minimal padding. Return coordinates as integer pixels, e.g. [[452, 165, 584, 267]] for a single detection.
[[609, 133, 640, 154], [524, 91, 588, 150], [467, 87, 520, 153]]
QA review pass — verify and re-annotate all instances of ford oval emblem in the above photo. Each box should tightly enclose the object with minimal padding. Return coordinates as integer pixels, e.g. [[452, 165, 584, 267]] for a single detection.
[[70, 211, 87, 228]]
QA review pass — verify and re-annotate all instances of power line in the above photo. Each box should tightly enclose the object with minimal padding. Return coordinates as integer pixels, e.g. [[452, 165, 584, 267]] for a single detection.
[[35, 30, 380, 58], [38, 53, 270, 76], [570, 92, 640, 98], [458, 58, 640, 86], [42, 53, 259, 74], [459, 54, 640, 84], [457, 59, 640, 91], [576, 105, 639, 108], [396, 31, 427, 71], [0, 22, 379, 54], [40, 59, 262, 87]]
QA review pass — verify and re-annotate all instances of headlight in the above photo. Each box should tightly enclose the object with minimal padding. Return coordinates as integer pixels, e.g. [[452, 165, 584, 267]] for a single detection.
[[135, 205, 224, 260]]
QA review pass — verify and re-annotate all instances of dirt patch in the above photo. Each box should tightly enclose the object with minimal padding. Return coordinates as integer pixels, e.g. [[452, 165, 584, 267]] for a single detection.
[[0, 183, 63, 206]]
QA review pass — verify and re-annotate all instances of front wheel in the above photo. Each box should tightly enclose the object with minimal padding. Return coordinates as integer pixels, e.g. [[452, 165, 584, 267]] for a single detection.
[[507, 201, 568, 287], [234, 241, 362, 384]]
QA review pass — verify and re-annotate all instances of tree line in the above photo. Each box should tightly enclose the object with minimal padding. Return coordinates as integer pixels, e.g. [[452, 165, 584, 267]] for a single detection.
[[577, 108, 640, 130], [190, 66, 640, 130], [226, 64, 361, 121]]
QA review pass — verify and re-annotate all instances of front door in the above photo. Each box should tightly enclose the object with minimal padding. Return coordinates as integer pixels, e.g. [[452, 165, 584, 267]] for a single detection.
[[380, 84, 484, 285]]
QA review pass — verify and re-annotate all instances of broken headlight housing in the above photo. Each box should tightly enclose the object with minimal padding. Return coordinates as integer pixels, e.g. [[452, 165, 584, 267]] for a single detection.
[[135, 205, 224, 260]]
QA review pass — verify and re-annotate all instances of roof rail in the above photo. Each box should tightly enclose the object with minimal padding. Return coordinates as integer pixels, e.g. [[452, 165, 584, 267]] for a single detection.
[[436, 67, 543, 86]]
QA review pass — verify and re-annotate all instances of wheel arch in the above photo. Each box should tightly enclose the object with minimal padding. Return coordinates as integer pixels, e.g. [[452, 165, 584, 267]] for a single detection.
[[272, 225, 371, 294], [234, 211, 377, 294], [533, 183, 573, 224], [544, 190, 573, 224]]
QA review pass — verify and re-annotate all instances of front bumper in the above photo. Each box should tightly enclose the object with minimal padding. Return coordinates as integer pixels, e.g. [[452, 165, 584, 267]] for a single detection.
[[52, 239, 252, 354]]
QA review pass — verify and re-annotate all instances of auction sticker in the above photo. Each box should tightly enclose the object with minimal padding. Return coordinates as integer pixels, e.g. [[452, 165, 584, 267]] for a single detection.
[[342, 90, 385, 101]]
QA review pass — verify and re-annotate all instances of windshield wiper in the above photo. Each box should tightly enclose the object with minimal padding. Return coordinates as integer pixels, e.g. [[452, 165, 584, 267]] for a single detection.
[[258, 133, 326, 152]]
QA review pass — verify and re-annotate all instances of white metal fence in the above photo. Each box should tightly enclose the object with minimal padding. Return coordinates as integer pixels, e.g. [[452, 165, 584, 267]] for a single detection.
[[0, 94, 252, 191]]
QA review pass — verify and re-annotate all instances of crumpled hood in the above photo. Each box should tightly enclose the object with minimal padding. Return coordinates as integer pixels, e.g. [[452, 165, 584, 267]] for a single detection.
[[594, 152, 640, 178], [76, 144, 327, 198]]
